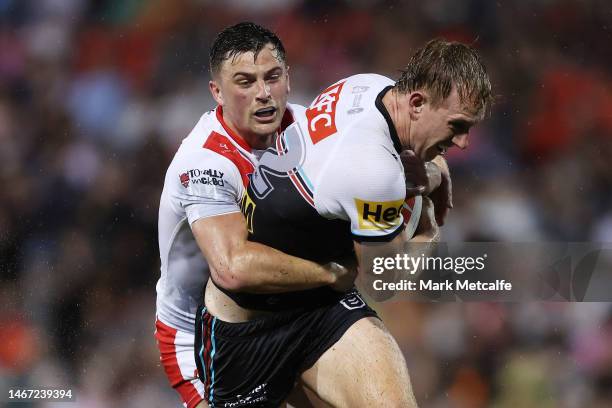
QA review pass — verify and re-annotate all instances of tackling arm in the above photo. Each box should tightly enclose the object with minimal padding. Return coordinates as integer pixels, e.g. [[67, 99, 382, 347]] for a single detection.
[[192, 212, 354, 294]]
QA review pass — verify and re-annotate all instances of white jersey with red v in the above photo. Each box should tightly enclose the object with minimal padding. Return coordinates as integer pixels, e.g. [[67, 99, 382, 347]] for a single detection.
[[156, 103, 305, 332]]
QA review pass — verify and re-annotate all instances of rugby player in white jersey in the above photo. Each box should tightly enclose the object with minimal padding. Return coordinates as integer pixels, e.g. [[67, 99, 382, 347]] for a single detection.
[[196, 39, 493, 407], [155, 23, 358, 408]]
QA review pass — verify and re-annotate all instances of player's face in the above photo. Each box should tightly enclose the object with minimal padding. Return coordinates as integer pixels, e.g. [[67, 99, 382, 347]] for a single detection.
[[209, 44, 290, 148], [411, 88, 480, 161]]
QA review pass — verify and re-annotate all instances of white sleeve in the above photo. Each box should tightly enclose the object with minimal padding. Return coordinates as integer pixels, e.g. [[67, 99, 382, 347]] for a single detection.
[[168, 149, 244, 225], [316, 144, 410, 242]]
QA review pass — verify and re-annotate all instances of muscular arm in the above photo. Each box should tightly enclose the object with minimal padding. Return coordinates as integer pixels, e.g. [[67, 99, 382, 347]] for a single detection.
[[192, 212, 347, 294]]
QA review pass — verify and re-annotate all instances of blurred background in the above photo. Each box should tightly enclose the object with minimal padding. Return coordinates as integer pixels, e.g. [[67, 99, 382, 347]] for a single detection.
[[1, 0, 611, 406]]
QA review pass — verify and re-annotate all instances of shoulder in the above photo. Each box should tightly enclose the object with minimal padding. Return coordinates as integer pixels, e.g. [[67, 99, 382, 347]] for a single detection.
[[171, 145, 237, 173], [340, 73, 395, 90], [179, 109, 219, 146], [333, 142, 404, 200], [316, 142, 407, 241], [165, 147, 240, 194], [171, 108, 253, 181], [167, 119, 248, 194]]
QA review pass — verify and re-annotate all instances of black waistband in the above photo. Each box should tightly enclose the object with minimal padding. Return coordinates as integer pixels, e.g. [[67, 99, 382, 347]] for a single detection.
[[211, 278, 345, 312]]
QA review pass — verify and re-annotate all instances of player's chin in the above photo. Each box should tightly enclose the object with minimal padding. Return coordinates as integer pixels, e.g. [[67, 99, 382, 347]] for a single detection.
[[251, 119, 282, 135]]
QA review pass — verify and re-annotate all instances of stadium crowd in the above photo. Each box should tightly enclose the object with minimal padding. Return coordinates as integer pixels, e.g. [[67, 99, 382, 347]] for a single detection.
[[1, 0, 611, 406]]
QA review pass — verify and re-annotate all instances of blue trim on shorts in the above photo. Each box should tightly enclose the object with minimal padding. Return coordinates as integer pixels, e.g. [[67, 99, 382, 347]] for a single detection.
[[209, 317, 218, 405], [198, 307, 207, 383]]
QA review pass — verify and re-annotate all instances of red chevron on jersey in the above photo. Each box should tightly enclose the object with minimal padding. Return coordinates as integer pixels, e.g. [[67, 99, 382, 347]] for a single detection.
[[203, 132, 254, 187], [306, 81, 345, 144]]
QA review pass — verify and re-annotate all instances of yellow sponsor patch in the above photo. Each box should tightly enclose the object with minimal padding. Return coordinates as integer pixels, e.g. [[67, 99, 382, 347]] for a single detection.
[[354, 198, 404, 230], [240, 191, 256, 233]]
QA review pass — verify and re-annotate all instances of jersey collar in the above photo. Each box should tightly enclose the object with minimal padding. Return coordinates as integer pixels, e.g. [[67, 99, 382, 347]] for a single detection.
[[375, 85, 403, 154], [280, 106, 294, 132], [215, 106, 296, 153]]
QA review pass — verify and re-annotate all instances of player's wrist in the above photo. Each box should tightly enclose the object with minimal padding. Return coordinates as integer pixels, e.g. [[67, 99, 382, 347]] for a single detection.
[[427, 224, 441, 242], [323, 262, 346, 284]]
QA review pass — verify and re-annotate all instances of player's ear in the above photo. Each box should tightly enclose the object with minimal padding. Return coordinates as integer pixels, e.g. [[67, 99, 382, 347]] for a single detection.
[[209, 80, 224, 105], [408, 92, 425, 120]]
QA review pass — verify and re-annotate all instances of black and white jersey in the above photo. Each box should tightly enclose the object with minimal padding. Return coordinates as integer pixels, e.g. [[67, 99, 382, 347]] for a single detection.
[[227, 74, 422, 311]]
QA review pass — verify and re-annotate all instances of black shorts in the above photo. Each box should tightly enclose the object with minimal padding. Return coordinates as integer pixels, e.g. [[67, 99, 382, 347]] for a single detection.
[[194, 289, 378, 408]]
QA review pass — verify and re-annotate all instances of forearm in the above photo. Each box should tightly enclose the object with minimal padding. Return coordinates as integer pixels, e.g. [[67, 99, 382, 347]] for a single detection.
[[409, 226, 440, 243], [193, 212, 346, 295], [430, 155, 449, 175], [217, 240, 338, 293]]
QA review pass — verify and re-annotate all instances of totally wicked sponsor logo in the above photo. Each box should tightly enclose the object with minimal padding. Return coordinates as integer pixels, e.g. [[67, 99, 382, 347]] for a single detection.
[[179, 168, 225, 188]]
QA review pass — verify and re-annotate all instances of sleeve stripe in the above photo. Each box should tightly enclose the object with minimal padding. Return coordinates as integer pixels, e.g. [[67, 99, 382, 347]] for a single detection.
[[351, 223, 405, 243]]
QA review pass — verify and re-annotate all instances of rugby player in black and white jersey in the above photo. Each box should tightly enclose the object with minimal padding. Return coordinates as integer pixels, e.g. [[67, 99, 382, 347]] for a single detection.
[[196, 39, 493, 407]]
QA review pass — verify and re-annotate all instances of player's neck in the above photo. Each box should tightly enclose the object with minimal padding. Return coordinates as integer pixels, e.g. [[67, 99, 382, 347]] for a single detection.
[[382, 88, 412, 151], [238, 131, 275, 151], [248, 134, 275, 150]]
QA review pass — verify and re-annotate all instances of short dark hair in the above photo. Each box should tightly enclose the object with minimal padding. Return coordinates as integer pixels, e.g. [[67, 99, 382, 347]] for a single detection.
[[396, 39, 493, 116], [209, 22, 287, 76]]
